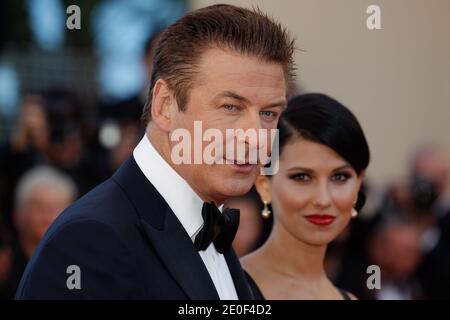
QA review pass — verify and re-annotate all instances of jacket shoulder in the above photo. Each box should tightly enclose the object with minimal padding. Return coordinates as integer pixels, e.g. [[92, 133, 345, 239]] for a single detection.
[[15, 179, 144, 299], [16, 217, 143, 299]]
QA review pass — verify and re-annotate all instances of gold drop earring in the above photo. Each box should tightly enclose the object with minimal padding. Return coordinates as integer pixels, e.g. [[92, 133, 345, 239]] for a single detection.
[[262, 200, 271, 219], [351, 200, 358, 218]]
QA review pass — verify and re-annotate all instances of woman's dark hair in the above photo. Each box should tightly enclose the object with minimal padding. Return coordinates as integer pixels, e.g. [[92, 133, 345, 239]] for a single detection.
[[277, 93, 370, 210]]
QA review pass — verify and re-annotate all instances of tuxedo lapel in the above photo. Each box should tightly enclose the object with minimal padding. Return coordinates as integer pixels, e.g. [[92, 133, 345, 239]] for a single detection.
[[224, 248, 253, 300], [112, 157, 219, 299], [140, 208, 220, 300]]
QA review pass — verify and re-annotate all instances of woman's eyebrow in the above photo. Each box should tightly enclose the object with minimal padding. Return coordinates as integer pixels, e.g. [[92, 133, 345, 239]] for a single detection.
[[332, 164, 352, 172], [286, 166, 314, 173]]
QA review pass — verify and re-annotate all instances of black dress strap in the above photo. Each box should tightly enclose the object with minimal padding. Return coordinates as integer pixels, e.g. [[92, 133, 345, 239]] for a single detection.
[[243, 270, 265, 300], [244, 271, 352, 300], [338, 288, 352, 300]]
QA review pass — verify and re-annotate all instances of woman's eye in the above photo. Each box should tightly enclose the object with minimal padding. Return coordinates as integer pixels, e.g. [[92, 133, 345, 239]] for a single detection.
[[331, 173, 351, 182], [291, 173, 311, 181]]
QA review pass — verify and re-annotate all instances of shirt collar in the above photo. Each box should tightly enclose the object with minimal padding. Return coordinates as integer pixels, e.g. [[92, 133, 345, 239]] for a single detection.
[[133, 134, 204, 240]]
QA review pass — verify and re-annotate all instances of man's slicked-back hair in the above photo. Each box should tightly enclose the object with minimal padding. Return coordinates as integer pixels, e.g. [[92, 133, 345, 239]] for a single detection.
[[141, 4, 296, 123]]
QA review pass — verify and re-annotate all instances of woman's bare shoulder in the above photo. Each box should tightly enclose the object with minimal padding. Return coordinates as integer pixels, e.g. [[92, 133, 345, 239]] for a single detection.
[[240, 249, 265, 273]]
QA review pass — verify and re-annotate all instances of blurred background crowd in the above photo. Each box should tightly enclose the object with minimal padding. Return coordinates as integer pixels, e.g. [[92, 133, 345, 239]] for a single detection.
[[0, 0, 449, 299]]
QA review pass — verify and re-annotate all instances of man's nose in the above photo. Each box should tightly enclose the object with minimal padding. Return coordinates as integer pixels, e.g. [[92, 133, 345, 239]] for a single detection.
[[235, 110, 264, 137], [236, 111, 266, 157]]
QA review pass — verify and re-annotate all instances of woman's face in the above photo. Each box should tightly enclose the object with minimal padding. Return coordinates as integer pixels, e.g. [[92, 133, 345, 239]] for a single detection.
[[257, 138, 363, 246]]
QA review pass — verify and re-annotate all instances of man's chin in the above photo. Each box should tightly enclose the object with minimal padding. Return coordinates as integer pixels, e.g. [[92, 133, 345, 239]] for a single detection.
[[216, 179, 255, 199], [203, 165, 259, 200]]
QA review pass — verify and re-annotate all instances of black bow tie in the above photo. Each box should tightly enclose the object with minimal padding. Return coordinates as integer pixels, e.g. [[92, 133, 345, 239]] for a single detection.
[[194, 202, 240, 254]]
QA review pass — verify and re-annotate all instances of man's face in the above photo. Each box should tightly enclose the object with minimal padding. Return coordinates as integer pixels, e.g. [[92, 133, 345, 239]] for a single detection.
[[18, 186, 73, 243], [169, 48, 287, 204]]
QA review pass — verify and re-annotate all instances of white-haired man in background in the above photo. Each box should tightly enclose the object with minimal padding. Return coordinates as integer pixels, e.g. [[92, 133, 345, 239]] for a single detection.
[[0, 166, 76, 299]]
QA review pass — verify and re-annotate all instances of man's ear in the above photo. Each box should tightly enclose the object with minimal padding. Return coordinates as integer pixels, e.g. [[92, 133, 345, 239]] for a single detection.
[[255, 175, 272, 203], [150, 79, 175, 133]]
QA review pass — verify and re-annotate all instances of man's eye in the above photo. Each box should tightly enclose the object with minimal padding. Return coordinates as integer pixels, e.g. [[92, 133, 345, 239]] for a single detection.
[[260, 110, 277, 119], [291, 173, 311, 181], [223, 104, 238, 112], [331, 173, 351, 182]]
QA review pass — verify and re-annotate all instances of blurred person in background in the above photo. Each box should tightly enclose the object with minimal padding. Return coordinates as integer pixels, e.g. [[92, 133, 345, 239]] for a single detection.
[[0, 90, 101, 233], [366, 218, 423, 300], [0, 165, 76, 299], [411, 145, 449, 215], [378, 178, 411, 215], [378, 145, 449, 226], [341, 144, 450, 299], [38, 90, 100, 196], [418, 213, 450, 299], [408, 146, 450, 299], [8, 95, 50, 156], [0, 223, 12, 299], [0, 94, 51, 232], [378, 145, 450, 298], [227, 187, 273, 257], [242, 93, 370, 300]]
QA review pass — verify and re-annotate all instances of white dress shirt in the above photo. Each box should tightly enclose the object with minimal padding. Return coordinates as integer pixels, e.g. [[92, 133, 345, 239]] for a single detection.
[[133, 134, 238, 300]]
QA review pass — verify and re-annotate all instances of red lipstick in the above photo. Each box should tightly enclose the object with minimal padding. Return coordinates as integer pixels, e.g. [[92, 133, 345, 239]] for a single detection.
[[304, 214, 336, 226]]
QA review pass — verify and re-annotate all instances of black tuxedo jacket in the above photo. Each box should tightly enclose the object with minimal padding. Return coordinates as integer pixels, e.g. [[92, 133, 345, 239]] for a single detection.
[[15, 157, 253, 299]]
